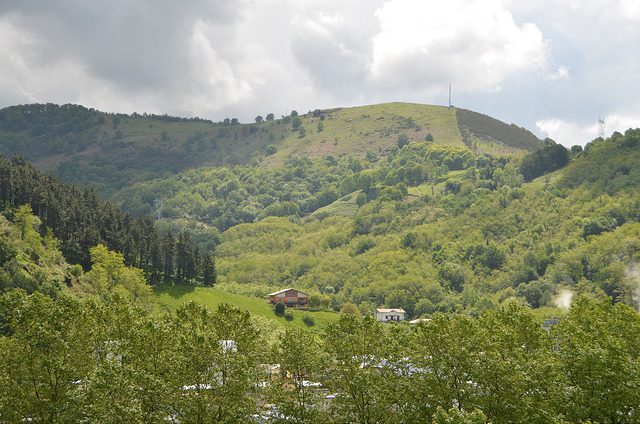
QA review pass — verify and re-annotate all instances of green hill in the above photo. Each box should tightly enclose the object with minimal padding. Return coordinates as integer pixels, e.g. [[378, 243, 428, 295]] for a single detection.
[[4, 101, 639, 321], [0, 102, 542, 197], [154, 285, 339, 332], [210, 130, 640, 317]]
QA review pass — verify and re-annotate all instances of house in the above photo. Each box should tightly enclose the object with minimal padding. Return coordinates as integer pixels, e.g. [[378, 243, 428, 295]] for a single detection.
[[375, 308, 406, 322], [268, 288, 309, 307]]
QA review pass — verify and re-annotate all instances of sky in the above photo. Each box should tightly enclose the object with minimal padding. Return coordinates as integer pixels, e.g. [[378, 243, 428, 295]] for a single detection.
[[0, 0, 638, 147]]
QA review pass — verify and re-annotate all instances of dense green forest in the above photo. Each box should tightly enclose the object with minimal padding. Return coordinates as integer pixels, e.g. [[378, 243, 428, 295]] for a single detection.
[[0, 156, 214, 287]]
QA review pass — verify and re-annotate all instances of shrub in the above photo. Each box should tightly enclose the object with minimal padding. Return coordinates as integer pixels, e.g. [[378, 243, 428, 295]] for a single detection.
[[302, 315, 315, 326], [265, 144, 277, 155], [274, 301, 285, 316]]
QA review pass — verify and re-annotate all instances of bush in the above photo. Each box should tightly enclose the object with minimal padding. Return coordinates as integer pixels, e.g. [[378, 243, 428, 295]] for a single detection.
[[274, 301, 285, 316], [302, 315, 315, 326], [354, 237, 376, 255], [284, 313, 294, 321], [397, 134, 409, 148], [265, 144, 277, 155]]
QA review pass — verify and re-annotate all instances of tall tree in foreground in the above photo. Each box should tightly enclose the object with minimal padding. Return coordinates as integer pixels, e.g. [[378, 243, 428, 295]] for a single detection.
[[553, 295, 640, 423], [272, 328, 329, 423]]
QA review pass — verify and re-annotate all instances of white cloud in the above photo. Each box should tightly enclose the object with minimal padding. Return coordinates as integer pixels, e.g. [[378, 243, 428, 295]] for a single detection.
[[536, 104, 640, 146], [369, 0, 548, 93], [0, 0, 638, 133], [183, 22, 254, 114], [545, 65, 569, 81]]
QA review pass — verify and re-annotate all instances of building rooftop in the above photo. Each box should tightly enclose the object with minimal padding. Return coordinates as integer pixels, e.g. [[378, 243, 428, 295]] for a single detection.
[[376, 308, 406, 313], [267, 288, 309, 296]]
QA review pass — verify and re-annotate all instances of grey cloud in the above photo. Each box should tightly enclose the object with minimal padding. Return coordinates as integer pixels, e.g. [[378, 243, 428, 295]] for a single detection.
[[0, 0, 245, 91]]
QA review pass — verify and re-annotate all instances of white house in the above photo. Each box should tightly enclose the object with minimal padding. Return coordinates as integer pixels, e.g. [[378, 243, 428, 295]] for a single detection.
[[375, 308, 406, 322]]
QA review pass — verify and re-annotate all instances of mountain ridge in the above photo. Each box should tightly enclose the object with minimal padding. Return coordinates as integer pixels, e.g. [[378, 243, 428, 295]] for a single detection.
[[0, 102, 543, 196]]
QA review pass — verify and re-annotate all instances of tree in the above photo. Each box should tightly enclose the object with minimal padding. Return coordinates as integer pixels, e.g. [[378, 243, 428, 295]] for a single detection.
[[77, 244, 151, 303], [520, 143, 569, 181], [265, 144, 277, 155], [271, 328, 328, 422], [432, 407, 488, 424], [553, 295, 640, 423], [255, 115, 264, 124], [265, 113, 275, 121], [170, 302, 262, 422], [0, 291, 93, 422], [201, 253, 216, 287], [324, 315, 393, 423], [340, 302, 360, 316]]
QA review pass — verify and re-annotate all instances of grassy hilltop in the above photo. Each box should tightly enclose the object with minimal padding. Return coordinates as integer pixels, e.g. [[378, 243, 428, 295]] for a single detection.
[[0, 102, 541, 197]]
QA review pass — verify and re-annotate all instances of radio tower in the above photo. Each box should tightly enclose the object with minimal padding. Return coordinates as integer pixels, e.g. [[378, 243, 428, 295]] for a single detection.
[[598, 116, 605, 139], [448, 84, 453, 108]]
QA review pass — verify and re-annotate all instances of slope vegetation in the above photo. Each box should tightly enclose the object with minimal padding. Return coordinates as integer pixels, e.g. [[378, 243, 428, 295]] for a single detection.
[[0, 103, 541, 198]]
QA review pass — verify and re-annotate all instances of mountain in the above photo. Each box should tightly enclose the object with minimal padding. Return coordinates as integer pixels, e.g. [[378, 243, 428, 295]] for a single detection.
[[0, 102, 543, 197], [1, 101, 639, 319], [210, 130, 639, 316]]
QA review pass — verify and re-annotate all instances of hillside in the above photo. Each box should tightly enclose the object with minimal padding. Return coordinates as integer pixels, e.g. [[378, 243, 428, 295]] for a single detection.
[[0, 103, 543, 197], [210, 130, 640, 317], [3, 101, 639, 320], [155, 285, 339, 333]]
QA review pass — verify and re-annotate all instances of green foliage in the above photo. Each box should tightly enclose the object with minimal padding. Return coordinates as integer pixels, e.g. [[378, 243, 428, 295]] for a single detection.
[[553, 295, 640, 422], [457, 108, 543, 152], [560, 129, 640, 195], [302, 314, 315, 326], [340, 302, 361, 316], [274, 301, 285, 316], [1, 290, 640, 422], [520, 143, 569, 181], [397, 133, 409, 148], [0, 210, 67, 295], [265, 144, 277, 155], [75, 244, 151, 303], [0, 156, 212, 286], [432, 407, 489, 424]]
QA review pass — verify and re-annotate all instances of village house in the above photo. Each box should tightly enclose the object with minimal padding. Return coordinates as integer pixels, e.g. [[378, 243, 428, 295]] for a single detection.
[[375, 308, 406, 322], [268, 288, 309, 307]]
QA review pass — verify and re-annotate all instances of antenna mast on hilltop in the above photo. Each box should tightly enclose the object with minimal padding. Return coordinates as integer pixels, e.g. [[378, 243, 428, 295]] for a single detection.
[[598, 116, 605, 138], [448, 84, 452, 108]]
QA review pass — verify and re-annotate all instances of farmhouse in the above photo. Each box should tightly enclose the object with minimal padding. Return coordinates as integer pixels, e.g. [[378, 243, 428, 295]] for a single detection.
[[268, 288, 309, 307], [375, 308, 406, 322]]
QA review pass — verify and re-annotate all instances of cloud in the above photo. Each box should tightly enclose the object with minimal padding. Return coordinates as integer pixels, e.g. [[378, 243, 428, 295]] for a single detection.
[[369, 0, 548, 94], [545, 65, 569, 81], [536, 103, 640, 146], [0, 0, 638, 133]]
